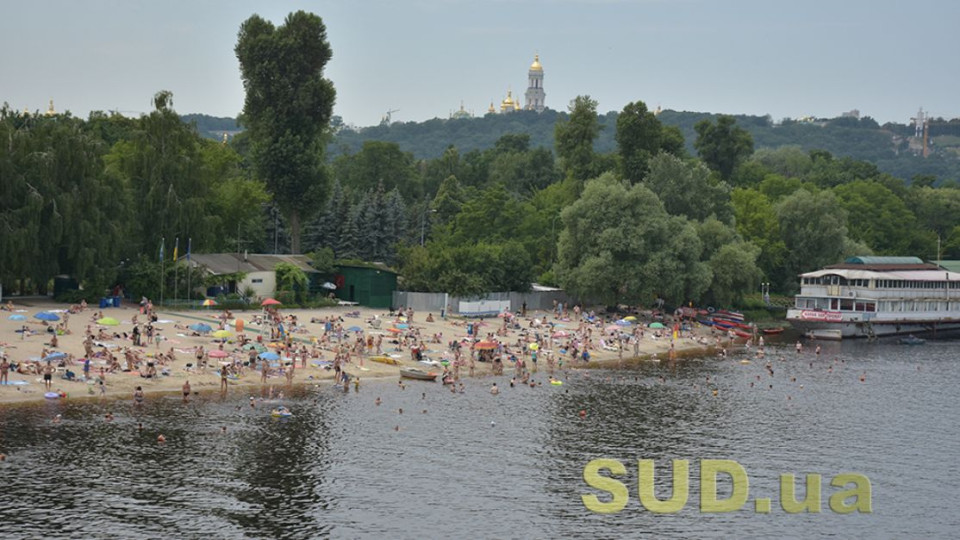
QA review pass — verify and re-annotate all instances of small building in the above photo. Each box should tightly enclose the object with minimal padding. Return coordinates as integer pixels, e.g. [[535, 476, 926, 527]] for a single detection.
[[188, 253, 320, 300], [335, 263, 398, 308]]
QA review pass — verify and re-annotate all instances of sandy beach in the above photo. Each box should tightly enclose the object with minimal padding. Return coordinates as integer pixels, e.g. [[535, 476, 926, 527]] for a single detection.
[[0, 299, 737, 405]]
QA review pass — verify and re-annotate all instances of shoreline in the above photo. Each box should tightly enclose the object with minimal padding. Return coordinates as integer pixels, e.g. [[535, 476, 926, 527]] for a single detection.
[[0, 300, 741, 406]]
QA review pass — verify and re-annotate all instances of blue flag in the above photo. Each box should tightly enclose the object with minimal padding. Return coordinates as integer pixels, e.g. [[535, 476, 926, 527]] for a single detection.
[[159, 237, 165, 262]]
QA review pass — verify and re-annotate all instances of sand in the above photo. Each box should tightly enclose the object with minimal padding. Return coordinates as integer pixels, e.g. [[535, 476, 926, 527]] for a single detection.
[[0, 299, 736, 405]]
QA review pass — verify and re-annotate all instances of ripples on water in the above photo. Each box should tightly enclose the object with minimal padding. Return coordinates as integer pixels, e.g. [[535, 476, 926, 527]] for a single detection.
[[0, 339, 958, 539]]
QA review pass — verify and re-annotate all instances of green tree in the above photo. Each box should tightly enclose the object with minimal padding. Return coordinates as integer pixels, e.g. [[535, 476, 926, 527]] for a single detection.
[[555, 95, 602, 189], [615, 100, 662, 183], [833, 180, 919, 254], [555, 172, 710, 306], [694, 115, 754, 181], [333, 140, 419, 199], [431, 175, 465, 225], [708, 242, 762, 306], [776, 189, 850, 289], [731, 188, 787, 285], [274, 262, 309, 301], [236, 11, 336, 253], [643, 153, 733, 223]]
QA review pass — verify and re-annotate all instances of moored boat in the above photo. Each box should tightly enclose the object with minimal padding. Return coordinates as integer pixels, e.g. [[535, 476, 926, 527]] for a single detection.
[[898, 335, 926, 345], [762, 327, 785, 335], [400, 367, 438, 381], [786, 256, 960, 339]]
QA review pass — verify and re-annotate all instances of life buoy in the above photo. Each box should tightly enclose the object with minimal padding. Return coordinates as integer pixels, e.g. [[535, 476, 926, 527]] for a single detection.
[[707, 307, 716, 313], [334, 275, 346, 289]]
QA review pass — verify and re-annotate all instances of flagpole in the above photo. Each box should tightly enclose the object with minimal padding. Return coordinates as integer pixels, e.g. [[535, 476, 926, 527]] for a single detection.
[[173, 237, 178, 304], [186, 238, 192, 309], [159, 237, 165, 308]]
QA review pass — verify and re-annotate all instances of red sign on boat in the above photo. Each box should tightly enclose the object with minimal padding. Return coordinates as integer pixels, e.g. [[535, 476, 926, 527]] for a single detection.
[[799, 310, 843, 322]]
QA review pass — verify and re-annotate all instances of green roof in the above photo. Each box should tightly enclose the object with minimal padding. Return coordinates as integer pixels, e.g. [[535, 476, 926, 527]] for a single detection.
[[844, 256, 923, 265], [935, 260, 960, 272]]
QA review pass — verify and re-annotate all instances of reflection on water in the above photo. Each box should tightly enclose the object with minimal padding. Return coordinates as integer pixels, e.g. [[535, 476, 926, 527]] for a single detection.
[[0, 339, 958, 538]]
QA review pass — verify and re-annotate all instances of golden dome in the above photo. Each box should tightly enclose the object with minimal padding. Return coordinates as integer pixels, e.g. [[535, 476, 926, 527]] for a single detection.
[[530, 54, 542, 72], [500, 90, 515, 112]]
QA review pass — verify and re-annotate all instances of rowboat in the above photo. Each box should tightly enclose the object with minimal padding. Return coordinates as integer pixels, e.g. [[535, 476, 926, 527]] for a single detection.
[[368, 355, 400, 366], [400, 367, 438, 381], [897, 335, 926, 345], [762, 327, 785, 335]]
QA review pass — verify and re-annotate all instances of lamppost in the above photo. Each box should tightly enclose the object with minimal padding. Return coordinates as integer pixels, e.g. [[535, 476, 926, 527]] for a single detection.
[[550, 211, 562, 264], [421, 206, 437, 246]]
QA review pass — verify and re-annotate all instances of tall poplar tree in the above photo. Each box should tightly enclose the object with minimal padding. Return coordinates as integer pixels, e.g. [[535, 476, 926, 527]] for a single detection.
[[236, 11, 336, 253]]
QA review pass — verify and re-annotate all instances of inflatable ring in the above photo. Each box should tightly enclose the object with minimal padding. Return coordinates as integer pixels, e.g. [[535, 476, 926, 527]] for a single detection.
[[707, 307, 716, 313]]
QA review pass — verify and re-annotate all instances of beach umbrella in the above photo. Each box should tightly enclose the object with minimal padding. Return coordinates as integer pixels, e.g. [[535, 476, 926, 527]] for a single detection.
[[8, 314, 26, 321], [189, 323, 212, 333], [258, 351, 280, 361], [552, 331, 570, 338], [623, 316, 637, 321], [208, 349, 229, 358], [394, 323, 409, 329], [97, 317, 120, 326], [43, 352, 66, 362], [261, 298, 281, 306], [202, 299, 217, 307], [321, 282, 337, 290], [475, 340, 498, 350], [648, 322, 666, 329], [386, 327, 402, 334], [346, 325, 362, 332], [497, 311, 512, 318], [267, 342, 284, 349], [616, 319, 632, 326], [212, 330, 233, 339], [529, 343, 539, 351], [34, 312, 60, 322]]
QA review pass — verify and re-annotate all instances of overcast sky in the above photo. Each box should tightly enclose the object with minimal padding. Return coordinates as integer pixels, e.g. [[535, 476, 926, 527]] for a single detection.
[[2, 0, 958, 127]]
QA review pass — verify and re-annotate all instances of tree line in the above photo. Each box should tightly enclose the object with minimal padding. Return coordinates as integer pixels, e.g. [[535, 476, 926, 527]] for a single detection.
[[3, 9, 960, 312]]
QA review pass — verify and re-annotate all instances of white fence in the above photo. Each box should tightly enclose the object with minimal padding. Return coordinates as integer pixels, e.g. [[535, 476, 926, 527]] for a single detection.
[[392, 290, 578, 316]]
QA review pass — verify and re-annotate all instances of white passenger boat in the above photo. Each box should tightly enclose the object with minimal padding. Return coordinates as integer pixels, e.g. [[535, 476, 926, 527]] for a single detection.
[[786, 256, 960, 339]]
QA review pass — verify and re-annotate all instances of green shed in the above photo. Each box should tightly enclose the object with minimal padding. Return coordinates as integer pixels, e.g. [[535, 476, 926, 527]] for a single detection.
[[335, 263, 398, 308]]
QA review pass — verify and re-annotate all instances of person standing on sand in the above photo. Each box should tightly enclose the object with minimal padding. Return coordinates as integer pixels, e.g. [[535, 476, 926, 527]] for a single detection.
[[43, 361, 54, 390], [220, 364, 230, 393], [0, 356, 9, 385], [182, 380, 191, 402]]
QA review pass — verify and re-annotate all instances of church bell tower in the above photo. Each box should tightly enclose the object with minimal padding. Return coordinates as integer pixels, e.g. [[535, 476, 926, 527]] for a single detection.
[[524, 54, 545, 113]]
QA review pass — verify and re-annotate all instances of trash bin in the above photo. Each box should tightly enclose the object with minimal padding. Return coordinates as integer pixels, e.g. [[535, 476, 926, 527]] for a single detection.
[[99, 298, 109, 308], [113, 296, 121, 308], [467, 323, 474, 336]]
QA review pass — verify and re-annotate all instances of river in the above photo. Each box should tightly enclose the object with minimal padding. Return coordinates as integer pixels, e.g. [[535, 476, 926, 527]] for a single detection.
[[0, 338, 957, 539]]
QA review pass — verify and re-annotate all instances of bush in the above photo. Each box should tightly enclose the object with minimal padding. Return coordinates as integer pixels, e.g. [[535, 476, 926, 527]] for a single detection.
[[54, 288, 102, 304]]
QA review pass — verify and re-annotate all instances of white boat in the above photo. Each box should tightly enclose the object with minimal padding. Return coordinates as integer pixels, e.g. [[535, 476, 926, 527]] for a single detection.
[[786, 256, 960, 340]]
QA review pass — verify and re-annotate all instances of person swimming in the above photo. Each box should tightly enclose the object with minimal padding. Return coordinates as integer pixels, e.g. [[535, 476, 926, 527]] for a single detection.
[[490, 383, 500, 395]]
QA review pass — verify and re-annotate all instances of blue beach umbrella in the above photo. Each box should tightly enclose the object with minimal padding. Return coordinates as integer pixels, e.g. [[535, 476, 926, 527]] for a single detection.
[[258, 351, 280, 361], [615, 319, 633, 327], [34, 312, 60, 322], [43, 352, 66, 362], [188, 323, 212, 333], [347, 326, 362, 332], [8, 314, 26, 321], [395, 323, 409, 329]]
